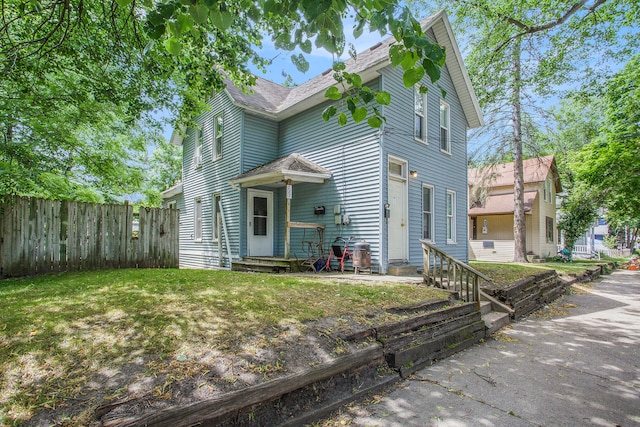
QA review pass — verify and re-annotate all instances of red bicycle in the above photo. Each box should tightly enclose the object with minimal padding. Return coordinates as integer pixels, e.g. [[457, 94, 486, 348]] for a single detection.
[[327, 236, 356, 272]]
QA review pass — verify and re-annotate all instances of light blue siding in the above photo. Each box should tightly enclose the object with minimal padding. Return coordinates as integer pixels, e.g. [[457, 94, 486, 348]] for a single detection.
[[277, 83, 384, 271], [178, 91, 243, 269], [378, 29, 469, 266], [175, 29, 473, 271], [242, 113, 279, 171]]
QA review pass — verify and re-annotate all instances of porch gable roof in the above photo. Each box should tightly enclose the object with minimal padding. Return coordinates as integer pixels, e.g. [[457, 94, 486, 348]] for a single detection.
[[230, 153, 332, 187], [469, 191, 538, 216]]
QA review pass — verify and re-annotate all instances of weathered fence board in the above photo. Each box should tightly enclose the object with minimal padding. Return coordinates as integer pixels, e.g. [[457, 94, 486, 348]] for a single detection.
[[0, 196, 179, 278]]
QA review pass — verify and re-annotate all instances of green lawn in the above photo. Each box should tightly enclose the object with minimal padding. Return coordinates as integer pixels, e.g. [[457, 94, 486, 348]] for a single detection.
[[471, 259, 618, 286], [0, 269, 447, 424]]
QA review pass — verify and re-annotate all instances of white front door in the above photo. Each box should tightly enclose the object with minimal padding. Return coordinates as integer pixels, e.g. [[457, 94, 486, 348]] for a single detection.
[[388, 164, 408, 262], [247, 189, 273, 256]]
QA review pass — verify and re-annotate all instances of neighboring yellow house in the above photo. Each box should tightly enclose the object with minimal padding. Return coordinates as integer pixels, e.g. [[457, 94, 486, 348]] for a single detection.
[[468, 156, 562, 262]]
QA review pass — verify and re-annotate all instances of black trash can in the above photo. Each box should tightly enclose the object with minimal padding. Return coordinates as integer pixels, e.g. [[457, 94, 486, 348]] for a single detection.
[[352, 241, 371, 274]]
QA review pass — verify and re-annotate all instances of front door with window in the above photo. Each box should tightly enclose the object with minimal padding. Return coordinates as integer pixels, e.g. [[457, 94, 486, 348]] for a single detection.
[[247, 189, 273, 256], [388, 158, 408, 262]]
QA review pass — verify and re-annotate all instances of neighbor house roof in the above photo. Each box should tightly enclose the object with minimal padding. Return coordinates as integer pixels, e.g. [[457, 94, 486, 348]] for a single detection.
[[468, 155, 562, 192], [229, 153, 332, 187], [469, 191, 538, 216], [172, 10, 482, 146]]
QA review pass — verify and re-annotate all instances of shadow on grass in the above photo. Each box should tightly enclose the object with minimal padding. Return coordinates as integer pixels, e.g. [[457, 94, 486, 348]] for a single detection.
[[0, 268, 447, 425]]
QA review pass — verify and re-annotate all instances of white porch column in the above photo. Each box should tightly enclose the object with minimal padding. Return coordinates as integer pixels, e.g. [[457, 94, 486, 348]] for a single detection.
[[284, 179, 292, 259]]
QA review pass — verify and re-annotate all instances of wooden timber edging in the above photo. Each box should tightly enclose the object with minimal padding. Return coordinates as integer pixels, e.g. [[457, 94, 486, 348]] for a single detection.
[[481, 264, 616, 320], [98, 301, 486, 427]]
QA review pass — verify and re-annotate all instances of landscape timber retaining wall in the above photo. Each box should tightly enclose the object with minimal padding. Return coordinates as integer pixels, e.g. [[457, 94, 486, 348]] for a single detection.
[[559, 263, 616, 285], [480, 263, 615, 320], [98, 300, 485, 427], [481, 270, 563, 320]]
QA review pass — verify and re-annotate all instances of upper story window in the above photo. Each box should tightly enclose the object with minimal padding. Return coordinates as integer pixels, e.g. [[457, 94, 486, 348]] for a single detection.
[[213, 114, 223, 160], [446, 190, 456, 243], [414, 86, 427, 143], [440, 101, 451, 154], [194, 128, 203, 167], [422, 185, 434, 241]]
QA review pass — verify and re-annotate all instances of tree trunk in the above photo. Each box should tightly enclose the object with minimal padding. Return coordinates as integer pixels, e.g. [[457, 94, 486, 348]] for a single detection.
[[511, 39, 528, 262]]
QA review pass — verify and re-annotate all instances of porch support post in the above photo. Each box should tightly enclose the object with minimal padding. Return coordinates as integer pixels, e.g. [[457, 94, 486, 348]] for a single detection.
[[284, 179, 292, 259]]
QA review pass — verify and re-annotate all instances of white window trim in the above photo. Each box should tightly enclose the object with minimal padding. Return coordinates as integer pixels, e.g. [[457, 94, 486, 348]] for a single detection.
[[167, 201, 177, 210], [194, 197, 203, 242], [212, 192, 221, 242], [440, 100, 451, 154], [213, 113, 223, 160], [546, 179, 553, 203], [414, 86, 427, 144], [194, 128, 203, 168], [446, 190, 456, 244], [422, 184, 435, 242], [388, 155, 407, 180], [546, 216, 554, 243]]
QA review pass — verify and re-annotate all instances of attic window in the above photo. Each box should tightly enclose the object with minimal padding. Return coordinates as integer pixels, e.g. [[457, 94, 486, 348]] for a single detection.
[[369, 42, 383, 51]]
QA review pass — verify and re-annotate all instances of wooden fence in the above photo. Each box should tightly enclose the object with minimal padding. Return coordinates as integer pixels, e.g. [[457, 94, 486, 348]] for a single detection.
[[0, 196, 179, 278]]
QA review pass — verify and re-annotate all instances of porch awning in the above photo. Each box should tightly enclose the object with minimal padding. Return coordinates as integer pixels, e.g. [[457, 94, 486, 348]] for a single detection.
[[469, 191, 537, 216], [229, 153, 332, 187]]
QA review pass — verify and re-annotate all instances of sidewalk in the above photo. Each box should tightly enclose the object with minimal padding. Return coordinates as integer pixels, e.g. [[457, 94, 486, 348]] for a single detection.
[[322, 269, 640, 426]]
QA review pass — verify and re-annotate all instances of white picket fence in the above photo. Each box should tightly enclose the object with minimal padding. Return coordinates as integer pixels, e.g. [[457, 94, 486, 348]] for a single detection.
[[558, 244, 631, 259]]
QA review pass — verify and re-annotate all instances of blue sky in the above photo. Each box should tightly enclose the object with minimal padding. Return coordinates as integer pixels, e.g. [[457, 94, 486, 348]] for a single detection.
[[161, 22, 384, 140], [247, 23, 384, 86]]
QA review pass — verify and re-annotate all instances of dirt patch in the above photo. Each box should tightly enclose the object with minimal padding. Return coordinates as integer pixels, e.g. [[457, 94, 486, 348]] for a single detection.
[[24, 310, 397, 426]]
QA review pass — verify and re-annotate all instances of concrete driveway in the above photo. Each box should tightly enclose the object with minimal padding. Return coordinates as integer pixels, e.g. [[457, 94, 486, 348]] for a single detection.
[[325, 269, 640, 427]]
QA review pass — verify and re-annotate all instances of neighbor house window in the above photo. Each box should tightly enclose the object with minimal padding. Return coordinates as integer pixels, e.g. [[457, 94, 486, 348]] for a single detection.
[[194, 197, 202, 241], [194, 128, 203, 167], [446, 190, 456, 243], [414, 86, 426, 143], [440, 101, 450, 154], [546, 216, 554, 243], [544, 178, 553, 203], [212, 193, 221, 241], [167, 201, 177, 210], [213, 114, 223, 160], [422, 185, 434, 241]]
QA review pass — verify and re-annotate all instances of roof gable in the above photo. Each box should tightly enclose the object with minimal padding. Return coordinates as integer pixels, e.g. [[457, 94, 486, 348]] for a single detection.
[[469, 155, 562, 192], [225, 10, 483, 128]]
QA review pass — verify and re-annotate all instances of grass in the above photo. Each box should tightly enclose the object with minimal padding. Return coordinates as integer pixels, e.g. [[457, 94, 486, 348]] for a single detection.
[[0, 269, 448, 424]]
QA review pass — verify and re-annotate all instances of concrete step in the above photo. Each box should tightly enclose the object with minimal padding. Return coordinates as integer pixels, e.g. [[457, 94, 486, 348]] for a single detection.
[[387, 264, 417, 276], [482, 311, 510, 335], [480, 301, 492, 316]]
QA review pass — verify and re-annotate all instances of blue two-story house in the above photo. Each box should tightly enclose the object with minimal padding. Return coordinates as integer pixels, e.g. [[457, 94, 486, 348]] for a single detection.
[[162, 10, 483, 274]]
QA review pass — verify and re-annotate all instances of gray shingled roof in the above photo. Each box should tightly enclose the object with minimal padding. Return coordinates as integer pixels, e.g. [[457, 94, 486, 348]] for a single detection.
[[229, 153, 332, 187], [166, 9, 481, 148], [224, 76, 291, 115], [223, 11, 485, 123], [234, 153, 331, 180]]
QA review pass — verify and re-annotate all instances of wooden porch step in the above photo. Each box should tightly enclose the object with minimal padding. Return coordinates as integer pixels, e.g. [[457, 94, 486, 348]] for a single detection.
[[232, 257, 299, 273], [242, 257, 293, 267]]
